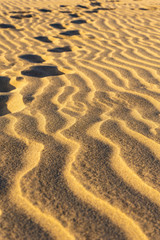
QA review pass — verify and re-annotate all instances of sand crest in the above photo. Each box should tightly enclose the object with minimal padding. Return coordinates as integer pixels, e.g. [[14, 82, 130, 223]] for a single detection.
[[0, 0, 160, 239]]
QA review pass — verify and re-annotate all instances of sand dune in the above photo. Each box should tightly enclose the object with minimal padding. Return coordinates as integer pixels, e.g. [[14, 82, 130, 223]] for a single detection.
[[0, 0, 160, 239]]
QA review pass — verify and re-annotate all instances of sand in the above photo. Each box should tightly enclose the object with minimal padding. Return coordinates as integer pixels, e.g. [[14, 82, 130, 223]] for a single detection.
[[0, 0, 160, 239]]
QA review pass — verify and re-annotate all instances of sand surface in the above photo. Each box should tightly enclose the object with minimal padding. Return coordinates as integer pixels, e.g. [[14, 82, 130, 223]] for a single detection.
[[0, 0, 160, 239]]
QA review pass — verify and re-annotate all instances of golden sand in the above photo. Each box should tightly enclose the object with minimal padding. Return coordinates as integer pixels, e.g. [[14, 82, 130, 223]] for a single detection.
[[0, 0, 160, 239]]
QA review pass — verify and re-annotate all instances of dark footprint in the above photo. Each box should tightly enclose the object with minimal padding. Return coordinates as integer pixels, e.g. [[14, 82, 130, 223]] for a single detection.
[[16, 77, 24, 81], [76, 5, 88, 9], [71, 19, 86, 24], [10, 14, 33, 19], [23, 94, 34, 104], [60, 5, 67, 7], [19, 54, 45, 63], [48, 46, 72, 53], [38, 9, 52, 12], [21, 65, 64, 78], [0, 24, 16, 29], [139, 8, 149, 10], [50, 23, 65, 29], [85, 9, 98, 13], [86, 7, 115, 13], [69, 13, 79, 18], [0, 76, 15, 92], [0, 95, 10, 116], [60, 30, 80, 36], [34, 36, 52, 43], [90, 2, 101, 6], [60, 11, 72, 13]]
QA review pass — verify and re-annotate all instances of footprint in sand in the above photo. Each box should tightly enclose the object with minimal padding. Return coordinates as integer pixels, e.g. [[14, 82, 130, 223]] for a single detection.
[[38, 9, 52, 13], [21, 66, 64, 78], [0, 95, 10, 116], [60, 10, 72, 13], [0, 76, 15, 116], [19, 54, 45, 63], [23, 94, 35, 104], [90, 2, 101, 7], [85, 9, 98, 13], [16, 77, 24, 81], [10, 14, 33, 19], [86, 7, 115, 13], [69, 13, 79, 18], [71, 19, 87, 24], [48, 46, 72, 53], [139, 8, 149, 10], [34, 36, 52, 43], [60, 30, 80, 36], [0, 76, 15, 92], [76, 5, 88, 9], [60, 5, 68, 8], [0, 24, 16, 29], [50, 23, 65, 29]]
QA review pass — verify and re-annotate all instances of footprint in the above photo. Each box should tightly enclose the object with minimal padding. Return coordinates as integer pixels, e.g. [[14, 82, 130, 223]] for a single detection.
[[76, 5, 88, 9], [38, 9, 52, 12], [71, 19, 87, 24], [23, 94, 34, 104], [16, 77, 24, 81], [86, 7, 115, 13], [19, 54, 45, 63], [21, 65, 64, 78], [48, 46, 72, 53], [85, 9, 98, 13], [69, 13, 79, 18], [60, 30, 80, 36], [0, 76, 15, 92], [34, 36, 52, 43], [10, 14, 33, 19], [60, 10, 72, 13], [50, 23, 65, 29], [0, 24, 16, 29], [90, 2, 101, 6], [139, 8, 149, 10], [0, 95, 10, 116]]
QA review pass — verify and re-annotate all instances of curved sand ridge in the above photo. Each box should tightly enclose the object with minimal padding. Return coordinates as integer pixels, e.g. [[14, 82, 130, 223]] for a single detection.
[[0, 0, 160, 239]]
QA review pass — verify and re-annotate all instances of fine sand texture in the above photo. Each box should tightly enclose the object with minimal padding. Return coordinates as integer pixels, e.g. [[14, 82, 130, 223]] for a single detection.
[[0, 0, 160, 239]]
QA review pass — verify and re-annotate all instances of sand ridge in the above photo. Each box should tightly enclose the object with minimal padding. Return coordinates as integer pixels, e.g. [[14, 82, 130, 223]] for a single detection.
[[0, 0, 160, 239]]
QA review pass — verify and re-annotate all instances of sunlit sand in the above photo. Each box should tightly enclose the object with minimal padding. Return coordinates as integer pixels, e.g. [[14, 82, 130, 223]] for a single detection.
[[0, 0, 160, 239]]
